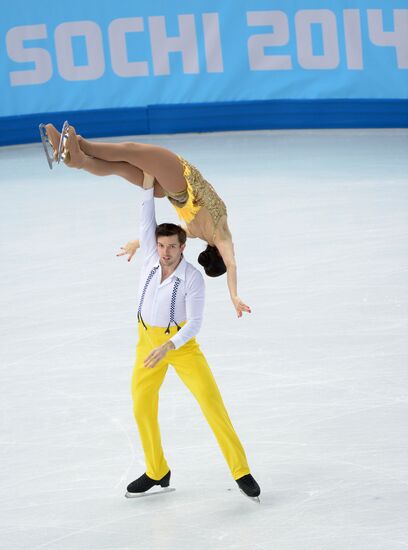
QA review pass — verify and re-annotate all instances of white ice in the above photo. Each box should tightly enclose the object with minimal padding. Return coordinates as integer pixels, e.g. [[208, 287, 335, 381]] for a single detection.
[[0, 129, 407, 550]]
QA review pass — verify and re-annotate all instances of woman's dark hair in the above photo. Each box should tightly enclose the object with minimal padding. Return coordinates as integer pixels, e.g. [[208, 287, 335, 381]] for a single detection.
[[155, 223, 187, 245], [198, 245, 226, 277]]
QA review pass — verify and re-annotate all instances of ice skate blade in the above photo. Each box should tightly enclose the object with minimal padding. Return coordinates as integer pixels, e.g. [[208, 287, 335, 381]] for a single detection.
[[39, 123, 55, 170], [239, 489, 260, 504], [57, 120, 70, 163], [125, 487, 175, 499]]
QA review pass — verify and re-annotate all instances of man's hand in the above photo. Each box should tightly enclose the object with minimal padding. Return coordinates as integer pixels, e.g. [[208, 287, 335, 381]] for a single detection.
[[144, 341, 175, 369], [232, 296, 251, 318], [116, 239, 140, 262], [143, 172, 155, 189]]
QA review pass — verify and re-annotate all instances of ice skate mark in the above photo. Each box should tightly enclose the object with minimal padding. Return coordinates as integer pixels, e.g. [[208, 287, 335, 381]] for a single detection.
[[4, 326, 121, 369], [125, 487, 176, 498], [110, 417, 141, 490], [239, 488, 260, 503], [29, 510, 157, 550]]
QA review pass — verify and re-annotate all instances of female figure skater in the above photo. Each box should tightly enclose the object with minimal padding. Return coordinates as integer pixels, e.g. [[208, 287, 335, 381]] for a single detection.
[[42, 123, 251, 317]]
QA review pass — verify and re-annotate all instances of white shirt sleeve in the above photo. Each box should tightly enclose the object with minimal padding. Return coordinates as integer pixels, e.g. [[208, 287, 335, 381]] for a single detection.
[[139, 188, 157, 263], [170, 269, 205, 350]]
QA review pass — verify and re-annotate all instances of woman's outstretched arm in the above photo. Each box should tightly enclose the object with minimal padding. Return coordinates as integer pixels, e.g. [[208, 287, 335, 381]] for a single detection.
[[216, 238, 251, 318]]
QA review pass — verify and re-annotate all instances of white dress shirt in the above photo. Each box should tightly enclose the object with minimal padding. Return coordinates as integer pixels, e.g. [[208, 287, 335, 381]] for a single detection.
[[137, 188, 205, 350]]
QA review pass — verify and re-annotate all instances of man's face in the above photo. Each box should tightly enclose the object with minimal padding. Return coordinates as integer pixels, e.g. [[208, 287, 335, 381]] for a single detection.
[[157, 235, 185, 269]]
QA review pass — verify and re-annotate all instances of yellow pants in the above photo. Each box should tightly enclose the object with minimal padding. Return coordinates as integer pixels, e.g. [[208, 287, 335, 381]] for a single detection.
[[131, 323, 250, 481]]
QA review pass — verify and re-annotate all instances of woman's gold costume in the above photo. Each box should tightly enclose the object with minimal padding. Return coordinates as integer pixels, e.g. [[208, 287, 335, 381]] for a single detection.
[[166, 157, 227, 231]]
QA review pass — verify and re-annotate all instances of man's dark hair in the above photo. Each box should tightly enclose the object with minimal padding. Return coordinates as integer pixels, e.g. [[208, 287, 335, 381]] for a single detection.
[[198, 245, 227, 278], [155, 223, 187, 245]]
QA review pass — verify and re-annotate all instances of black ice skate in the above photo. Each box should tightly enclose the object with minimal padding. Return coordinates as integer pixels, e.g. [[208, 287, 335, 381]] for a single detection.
[[236, 474, 261, 503], [125, 470, 174, 498]]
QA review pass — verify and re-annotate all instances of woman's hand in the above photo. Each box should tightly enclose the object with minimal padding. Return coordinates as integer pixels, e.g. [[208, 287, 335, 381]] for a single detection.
[[232, 296, 251, 318], [116, 239, 140, 262]]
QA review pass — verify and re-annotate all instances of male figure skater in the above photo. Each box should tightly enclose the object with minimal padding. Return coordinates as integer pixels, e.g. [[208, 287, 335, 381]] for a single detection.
[[126, 173, 260, 501]]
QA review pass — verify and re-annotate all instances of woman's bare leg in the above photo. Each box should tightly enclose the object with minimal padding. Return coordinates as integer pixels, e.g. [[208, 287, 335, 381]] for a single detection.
[[77, 133, 186, 194], [66, 127, 143, 182], [77, 155, 166, 197], [45, 125, 165, 196]]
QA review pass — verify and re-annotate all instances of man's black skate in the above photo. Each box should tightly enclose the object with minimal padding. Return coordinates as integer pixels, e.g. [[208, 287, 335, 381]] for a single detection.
[[236, 474, 261, 503], [125, 470, 173, 498]]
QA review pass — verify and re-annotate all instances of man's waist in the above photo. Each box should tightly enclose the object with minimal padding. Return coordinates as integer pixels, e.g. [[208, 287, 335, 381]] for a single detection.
[[137, 321, 195, 349], [138, 321, 186, 333]]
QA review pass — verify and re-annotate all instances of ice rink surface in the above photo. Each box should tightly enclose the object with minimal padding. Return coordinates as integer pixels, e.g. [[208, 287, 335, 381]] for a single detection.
[[1, 129, 407, 550]]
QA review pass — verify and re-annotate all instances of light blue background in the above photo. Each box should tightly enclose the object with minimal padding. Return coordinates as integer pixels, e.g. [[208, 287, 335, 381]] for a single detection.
[[1, 0, 407, 117]]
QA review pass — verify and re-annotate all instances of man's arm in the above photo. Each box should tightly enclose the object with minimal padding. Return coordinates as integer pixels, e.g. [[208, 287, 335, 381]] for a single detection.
[[139, 188, 158, 262], [170, 270, 205, 349]]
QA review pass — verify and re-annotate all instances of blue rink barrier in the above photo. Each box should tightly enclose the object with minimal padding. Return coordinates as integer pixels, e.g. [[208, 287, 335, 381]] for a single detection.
[[2, 2, 407, 144], [1, 99, 407, 146]]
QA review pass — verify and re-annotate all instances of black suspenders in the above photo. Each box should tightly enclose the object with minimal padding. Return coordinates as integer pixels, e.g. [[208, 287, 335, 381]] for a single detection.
[[137, 266, 158, 330], [165, 277, 182, 334], [137, 266, 182, 333]]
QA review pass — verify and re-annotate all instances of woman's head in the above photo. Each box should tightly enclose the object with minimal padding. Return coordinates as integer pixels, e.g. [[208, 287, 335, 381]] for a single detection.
[[198, 245, 226, 277]]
